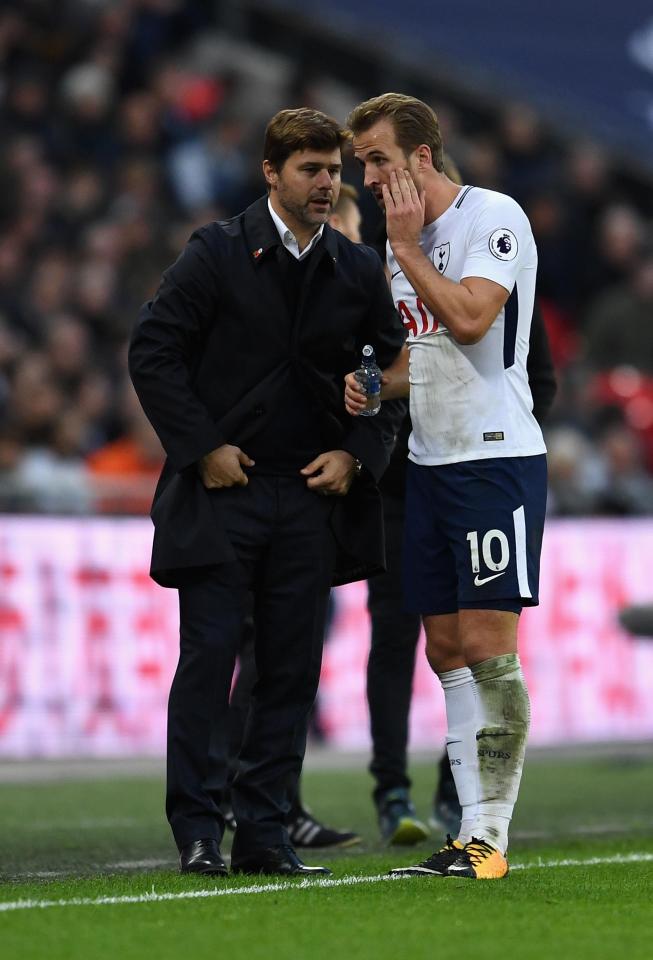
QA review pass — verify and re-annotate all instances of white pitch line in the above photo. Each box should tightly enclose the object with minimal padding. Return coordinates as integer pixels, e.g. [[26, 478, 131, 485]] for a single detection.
[[1, 852, 652, 914], [0, 873, 389, 913], [510, 852, 653, 870]]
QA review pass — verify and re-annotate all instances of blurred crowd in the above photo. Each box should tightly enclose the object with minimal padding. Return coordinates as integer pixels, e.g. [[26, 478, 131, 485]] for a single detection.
[[1, 0, 652, 516]]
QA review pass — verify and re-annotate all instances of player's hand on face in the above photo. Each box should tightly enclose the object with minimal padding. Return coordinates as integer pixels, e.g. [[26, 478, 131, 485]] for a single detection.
[[344, 371, 367, 416], [199, 444, 255, 488], [300, 450, 356, 496], [383, 168, 426, 250]]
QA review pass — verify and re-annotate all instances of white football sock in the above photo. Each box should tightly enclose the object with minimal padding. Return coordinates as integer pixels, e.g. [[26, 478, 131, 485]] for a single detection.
[[471, 653, 530, 855], [438, 666, 478, 846]]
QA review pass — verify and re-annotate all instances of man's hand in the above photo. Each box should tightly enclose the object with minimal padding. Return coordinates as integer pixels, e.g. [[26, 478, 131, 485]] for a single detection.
[[199, 444, 255, 488], [344, 344, 410, 414], [300, 450, 357, 496], [383, 168, 425, 253], [344, 371, 368, 416]]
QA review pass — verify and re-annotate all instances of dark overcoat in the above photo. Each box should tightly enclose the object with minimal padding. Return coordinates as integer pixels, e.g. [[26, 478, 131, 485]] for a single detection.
[[128, 196, 407, 587]]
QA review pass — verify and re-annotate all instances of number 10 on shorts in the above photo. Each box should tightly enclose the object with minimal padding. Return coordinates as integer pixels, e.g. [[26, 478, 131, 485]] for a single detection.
[[465, 507, 532, 597], [466, 528, 510, 574]]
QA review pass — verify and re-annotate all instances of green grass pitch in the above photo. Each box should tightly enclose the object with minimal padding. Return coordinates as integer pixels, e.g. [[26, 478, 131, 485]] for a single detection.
[[1, 751, 651, 960]]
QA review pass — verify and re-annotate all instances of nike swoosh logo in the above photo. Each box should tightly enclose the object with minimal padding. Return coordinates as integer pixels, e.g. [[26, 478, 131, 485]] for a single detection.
[[474, 571, 506, 587], [391, 269, 403, 279]]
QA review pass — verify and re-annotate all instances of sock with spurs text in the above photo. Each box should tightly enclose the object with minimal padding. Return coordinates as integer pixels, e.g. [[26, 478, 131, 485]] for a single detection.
[[470, 653, 530, 855]]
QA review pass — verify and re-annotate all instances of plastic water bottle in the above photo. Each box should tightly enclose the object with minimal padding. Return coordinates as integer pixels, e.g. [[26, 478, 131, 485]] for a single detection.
[[354, 344, 382, 417]]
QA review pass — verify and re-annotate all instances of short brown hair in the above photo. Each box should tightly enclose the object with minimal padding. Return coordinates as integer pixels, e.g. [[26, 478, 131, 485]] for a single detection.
[[347, 93, 444, 172], [264, 108, 350, 172]]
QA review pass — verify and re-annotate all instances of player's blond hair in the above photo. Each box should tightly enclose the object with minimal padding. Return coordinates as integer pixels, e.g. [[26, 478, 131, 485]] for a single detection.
[[347, 93, 445, 172]]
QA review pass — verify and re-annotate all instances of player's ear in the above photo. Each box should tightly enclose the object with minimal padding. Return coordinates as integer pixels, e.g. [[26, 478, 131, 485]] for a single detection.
[[416, 144, 432, 170], [263, 159, 278, 189]]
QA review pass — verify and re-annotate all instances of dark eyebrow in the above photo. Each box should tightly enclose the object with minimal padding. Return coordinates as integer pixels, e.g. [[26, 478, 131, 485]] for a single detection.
[[298, 161, 343, 170]]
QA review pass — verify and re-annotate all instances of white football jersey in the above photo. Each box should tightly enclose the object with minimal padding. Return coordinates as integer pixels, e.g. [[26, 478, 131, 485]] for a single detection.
[[388, 185, 547, 465]]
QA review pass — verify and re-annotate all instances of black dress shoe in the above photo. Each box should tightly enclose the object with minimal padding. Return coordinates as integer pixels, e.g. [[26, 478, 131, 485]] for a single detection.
[[179, 838, 228, 876], [231, 843, 332, 877]]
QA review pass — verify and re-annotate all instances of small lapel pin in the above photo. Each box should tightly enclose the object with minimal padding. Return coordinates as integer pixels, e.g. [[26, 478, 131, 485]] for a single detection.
[[252, 247, 263, 259]]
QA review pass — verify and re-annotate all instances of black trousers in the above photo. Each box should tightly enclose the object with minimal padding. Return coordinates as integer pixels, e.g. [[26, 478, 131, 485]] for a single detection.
[[166, 476, 336, 850], [366, 492, 422, 802], [224, 489, 425, 808], [225, 614, 258, 798], [226, 611, 320, 818]]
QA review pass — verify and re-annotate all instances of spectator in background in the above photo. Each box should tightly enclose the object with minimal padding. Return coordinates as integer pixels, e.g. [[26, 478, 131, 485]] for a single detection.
[[328, 183, 363, 243], [498, 102, 555, 205], [86, 382, 164, 514], [595, 423, 653, 515], [563, 142, 613, 300], [56, 167, 109, 246], [9, 353, 64, 446], [25, 249, 74, 330], [580, 205, 646, 306], [583, 254, 653, 376], [545, 426, 604, 516], [525, 190, 575, 308], [461, 137, 503, 192], [16, 407, 92, 514], [117, 90, 163, 159], [43, 313, 91, 395], [0, 317, 20, 407], [59, 60, 117, 169], [0, 422, 33, 512]]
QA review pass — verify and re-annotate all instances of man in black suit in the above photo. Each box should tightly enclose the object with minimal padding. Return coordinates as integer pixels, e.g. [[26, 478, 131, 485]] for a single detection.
[[128, 108, 406, 877]]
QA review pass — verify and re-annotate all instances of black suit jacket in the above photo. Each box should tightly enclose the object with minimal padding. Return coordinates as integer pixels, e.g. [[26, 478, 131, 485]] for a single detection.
[[129, 197, 407, 587]]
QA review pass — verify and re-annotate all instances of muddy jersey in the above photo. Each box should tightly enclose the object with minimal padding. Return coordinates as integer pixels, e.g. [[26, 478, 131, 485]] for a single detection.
[[388, 185, 546, 465]]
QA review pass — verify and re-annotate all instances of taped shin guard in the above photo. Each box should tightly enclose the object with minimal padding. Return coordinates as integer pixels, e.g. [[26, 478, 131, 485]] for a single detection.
[[471, 653, 530, 854]]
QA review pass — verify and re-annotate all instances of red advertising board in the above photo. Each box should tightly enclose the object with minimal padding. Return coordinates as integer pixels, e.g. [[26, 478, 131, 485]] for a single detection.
[[0, 518, 652, 756]]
